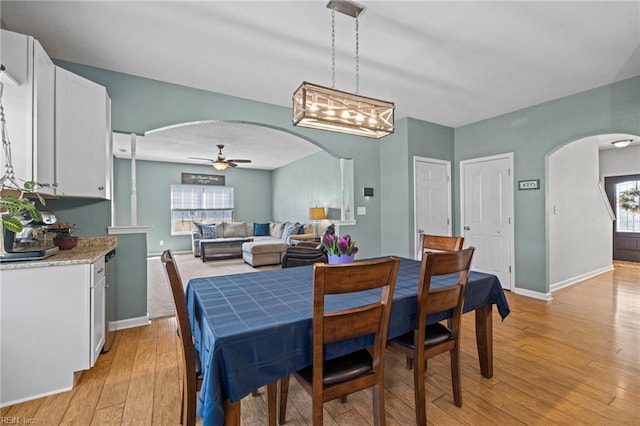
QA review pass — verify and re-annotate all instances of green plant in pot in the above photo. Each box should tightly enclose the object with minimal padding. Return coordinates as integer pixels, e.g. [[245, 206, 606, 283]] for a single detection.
[[49, 221, 79, 250], [0, 183, 44, 254]]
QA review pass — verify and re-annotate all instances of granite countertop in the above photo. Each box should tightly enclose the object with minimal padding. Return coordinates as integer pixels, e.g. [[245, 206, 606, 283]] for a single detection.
[[0, 236, 117, 270]]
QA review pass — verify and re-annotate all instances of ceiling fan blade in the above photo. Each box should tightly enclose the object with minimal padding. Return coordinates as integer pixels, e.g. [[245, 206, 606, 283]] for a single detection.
[[227, 159, 251, 163], [228, 162, 238, 167], [188, 157, 215, 161]]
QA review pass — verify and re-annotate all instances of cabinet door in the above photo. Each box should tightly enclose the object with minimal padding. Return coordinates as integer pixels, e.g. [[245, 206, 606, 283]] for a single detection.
[[55, 66, 108, 198], [91, 277, 106, 366], [32, 39, 56, 192], [0, 30, 34, 186]]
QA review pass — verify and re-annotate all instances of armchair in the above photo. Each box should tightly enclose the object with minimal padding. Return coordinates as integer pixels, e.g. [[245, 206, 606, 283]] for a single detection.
[[281, 242, 327, 268]]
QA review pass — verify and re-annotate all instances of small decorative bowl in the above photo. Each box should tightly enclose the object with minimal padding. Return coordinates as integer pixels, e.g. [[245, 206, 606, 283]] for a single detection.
[[54, 236, 79, 250]]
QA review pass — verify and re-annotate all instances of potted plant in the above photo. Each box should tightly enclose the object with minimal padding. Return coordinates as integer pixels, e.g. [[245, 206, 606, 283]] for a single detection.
[[0, 183, 44, 255], [322, 233, 359, 264], [48, 221, 79, 250]]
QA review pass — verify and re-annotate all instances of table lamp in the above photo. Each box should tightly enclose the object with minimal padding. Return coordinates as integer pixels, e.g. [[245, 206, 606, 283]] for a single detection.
[[308, 206, 326, 239]]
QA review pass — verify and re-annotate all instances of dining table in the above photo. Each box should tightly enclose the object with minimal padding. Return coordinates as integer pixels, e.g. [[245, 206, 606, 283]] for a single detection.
[[186, 256, 510, 426]]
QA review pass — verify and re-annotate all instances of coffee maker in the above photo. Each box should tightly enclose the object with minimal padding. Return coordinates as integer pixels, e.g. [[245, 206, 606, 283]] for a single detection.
[[1, 210, 59, 261], [15, 210, 57, 243]]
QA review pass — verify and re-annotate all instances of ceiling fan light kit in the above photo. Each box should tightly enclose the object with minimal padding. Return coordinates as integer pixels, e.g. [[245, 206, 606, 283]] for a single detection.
[[292, 0, 394, 139], [189, 144, 251, 170]]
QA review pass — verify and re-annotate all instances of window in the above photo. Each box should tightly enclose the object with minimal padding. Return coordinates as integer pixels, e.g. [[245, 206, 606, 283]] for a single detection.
[[616, 180, 640, 233], [170, 185, 234, 235]]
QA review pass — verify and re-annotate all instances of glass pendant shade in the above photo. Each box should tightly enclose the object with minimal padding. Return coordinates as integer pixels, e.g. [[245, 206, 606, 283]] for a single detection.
[[212, 161, 228, 171], [293, 81, 394, 139]]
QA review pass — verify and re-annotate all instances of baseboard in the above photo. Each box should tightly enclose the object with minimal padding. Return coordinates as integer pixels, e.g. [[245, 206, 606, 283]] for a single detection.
[[512, 287, 553, 301], [0, 384, 73, 407], [109, 315, 150, 331], [550, 264, 614, 292]]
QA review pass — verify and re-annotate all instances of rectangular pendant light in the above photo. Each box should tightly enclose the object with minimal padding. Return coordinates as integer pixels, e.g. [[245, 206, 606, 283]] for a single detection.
[[292, 81, 394, 139]]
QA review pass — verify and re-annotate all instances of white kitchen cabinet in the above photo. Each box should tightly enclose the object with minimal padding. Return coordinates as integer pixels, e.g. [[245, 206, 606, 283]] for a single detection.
[[55, 66, 111, 199], [0, 259, 105, 406], [0, 29, 55, 193]]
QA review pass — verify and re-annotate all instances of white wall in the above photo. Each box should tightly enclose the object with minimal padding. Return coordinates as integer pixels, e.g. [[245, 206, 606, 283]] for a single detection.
[[548, 139, 612, 288], [599, 144, 640, 179]]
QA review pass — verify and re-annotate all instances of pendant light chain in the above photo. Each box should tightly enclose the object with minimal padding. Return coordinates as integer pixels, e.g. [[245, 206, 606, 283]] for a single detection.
[[355, 15, 360, 94], [331, 10, 336, 89]]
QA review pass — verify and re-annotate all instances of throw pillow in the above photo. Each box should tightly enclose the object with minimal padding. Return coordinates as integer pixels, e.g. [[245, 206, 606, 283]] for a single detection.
[[295, 223, 305, 234], [201, 224, 217, 239], [222, 221, 247, 238], [270, 222, 286, 239], [282, 222, 298, 244], [254, 222, 270, 236]]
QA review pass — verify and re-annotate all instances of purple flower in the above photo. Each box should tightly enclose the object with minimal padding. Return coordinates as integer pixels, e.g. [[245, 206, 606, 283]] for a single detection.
[[337, 236, 349, 253]]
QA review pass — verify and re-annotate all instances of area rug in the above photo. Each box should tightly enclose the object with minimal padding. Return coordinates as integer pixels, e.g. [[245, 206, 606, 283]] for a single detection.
[[147, 252, 280, 318]]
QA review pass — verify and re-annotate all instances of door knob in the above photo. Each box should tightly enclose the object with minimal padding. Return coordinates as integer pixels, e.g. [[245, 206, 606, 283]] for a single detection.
[[464, 226, 471, 231], [418, 229, 424, 234]]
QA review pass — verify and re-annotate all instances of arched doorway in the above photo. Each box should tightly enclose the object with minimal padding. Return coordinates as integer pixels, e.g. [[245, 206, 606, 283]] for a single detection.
[[546, 133, 639, 291]]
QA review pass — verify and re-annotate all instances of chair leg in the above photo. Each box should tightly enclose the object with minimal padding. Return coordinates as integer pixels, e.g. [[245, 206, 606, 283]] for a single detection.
[[413, 353, 427, 426], [340, 395, 348, 403], [371, 384, 386, 426], [406, 355, 413, 370], [279, 376, 290, 425], [252, 389, 259, 396], [451, 348, 462, 407]]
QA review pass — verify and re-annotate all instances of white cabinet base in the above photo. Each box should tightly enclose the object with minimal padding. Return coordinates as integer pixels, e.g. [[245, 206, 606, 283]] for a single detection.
[[0, 265, 90, 406]]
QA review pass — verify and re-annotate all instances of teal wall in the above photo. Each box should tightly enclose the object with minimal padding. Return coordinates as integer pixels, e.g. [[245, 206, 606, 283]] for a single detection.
[[115, 159, 272, 255], [54, 58, 639, 317], [56, 60, 385, 260], [43, 198, 111, 237], [380, 118, 455, 258], [272, 152, 340, 218], [454, 76, 640, 294]]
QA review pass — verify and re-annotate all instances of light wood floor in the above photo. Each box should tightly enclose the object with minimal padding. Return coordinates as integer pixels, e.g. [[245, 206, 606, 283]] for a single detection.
[[2, 265, 638, 425]]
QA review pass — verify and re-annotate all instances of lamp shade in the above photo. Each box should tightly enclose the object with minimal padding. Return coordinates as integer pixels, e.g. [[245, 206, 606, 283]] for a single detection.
[[309, 207, 326, 221], [293, 82, 394, 139]]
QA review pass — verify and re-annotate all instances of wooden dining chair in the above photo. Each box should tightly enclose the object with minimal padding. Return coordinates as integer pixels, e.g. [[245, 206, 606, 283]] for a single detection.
[[421, 234, 464, 252], [387, 248, 474, 426], [278, 257, 400, 426], [161, 249, 203, 426], [161, 250, 277, 425]]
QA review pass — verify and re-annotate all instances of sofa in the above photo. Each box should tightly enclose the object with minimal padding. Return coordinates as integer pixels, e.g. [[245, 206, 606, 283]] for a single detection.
[[191, 221, 315, 266]]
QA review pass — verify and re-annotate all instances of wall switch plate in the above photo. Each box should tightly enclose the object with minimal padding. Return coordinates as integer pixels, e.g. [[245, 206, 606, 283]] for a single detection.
[[357, 206, 366, 215]]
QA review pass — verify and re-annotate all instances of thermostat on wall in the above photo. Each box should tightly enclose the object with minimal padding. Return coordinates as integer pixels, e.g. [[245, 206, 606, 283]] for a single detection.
[[363, 187, 374, 197]]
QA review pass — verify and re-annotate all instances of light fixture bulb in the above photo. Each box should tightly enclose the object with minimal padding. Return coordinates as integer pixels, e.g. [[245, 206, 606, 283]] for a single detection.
[[611, 139, 632, 148], [355, 113, 364, 122], [326, 108, 336, 116], [310, 104, 319, 112], [213, 161, 228, 171], [341, 110, 350, 119]]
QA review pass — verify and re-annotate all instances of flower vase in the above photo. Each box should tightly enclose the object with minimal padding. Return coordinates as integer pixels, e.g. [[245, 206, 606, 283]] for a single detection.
[[327, 253, 355, 264]]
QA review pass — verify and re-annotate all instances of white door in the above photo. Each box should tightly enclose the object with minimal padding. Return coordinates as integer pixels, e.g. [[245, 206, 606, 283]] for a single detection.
[[414, 157, 451, 259], [461, 154, 513, 290]]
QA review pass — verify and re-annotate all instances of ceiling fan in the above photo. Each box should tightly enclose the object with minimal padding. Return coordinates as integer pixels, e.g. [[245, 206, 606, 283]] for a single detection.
[[189, 144, 252, 171]]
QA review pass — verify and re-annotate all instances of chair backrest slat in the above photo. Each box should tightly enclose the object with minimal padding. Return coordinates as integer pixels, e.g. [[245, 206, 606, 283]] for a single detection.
[[415, 248, 475, 332], [421, 234, 464, 252], [324, 304, 384, 344]]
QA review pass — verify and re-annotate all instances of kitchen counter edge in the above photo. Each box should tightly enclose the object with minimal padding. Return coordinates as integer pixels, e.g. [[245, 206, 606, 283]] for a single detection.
[[0, 237, 117, 270]]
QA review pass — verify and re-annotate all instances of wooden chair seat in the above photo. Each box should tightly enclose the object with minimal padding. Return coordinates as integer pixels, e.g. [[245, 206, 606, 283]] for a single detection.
[[392, 322, 452, 348], [296, 349, 373, 386]]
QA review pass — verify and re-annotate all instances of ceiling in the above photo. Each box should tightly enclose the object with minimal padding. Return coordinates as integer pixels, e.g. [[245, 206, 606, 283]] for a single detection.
[[2, 1, 639, 168]]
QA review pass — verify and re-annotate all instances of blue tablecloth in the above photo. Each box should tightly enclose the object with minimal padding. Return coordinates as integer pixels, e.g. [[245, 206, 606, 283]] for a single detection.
[[186, 257, 510, 425]]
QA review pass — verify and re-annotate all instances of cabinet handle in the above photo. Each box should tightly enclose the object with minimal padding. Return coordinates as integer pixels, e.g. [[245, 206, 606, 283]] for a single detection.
[[97, 267, 104, 274], [98, 186, 104, 191]]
